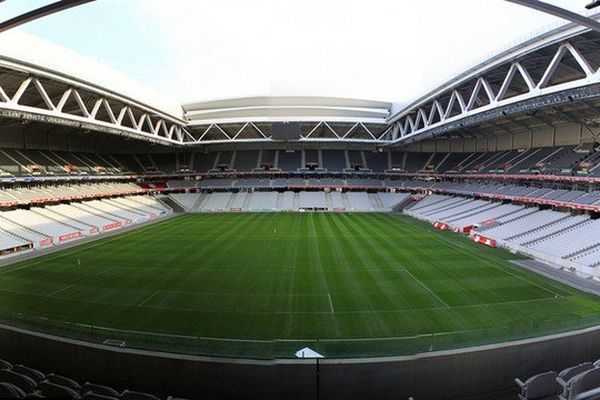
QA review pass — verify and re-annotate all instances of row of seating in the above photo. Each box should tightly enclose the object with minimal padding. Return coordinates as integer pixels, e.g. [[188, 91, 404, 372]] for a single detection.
[[1, 145, 600, 176], [0, 183, 144, 205], [0, 358, 186, 399], [168, 178, 387, 189], [516, 360, 600, 400], [0, 195, 172, 256], [405, 193, 600, 276], [167, 178, 600, 210], [169, 191, 409, 212], [124, 145, 600, 176]]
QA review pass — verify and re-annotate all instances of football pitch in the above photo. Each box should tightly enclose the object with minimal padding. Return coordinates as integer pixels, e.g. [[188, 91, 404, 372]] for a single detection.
[[1, 212, 600, 359]]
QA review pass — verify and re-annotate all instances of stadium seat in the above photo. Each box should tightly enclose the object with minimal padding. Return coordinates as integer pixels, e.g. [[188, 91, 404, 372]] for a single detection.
[[45, 372, 81, 391], [514, 371, 558, 400], [558, 362, 595, 383], [12, 365, 44, 383], [22, 394, 45, 399], [35, 380, 81, 399], [82, 391, 119, 400], [557, 362, 595, 398], [561, 367, 600, 400], [82, 382, 120, 397], [0, 382, 26, 398], [120, 389, 161, 400], [0, 359, 12, 370], [0, 370, 37, 393]]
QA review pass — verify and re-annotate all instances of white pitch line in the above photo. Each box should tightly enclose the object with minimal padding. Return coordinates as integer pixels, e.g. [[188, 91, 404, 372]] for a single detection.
[[137, 290, 161, 307], [402, 268, 451, 309], [0, 285, 564, 318], [71, 321, 509, 344], [328, 294, 335, 314], [427, 229, 564, 298], [46, 282, 78, 298], [46, 265, 119, 298]]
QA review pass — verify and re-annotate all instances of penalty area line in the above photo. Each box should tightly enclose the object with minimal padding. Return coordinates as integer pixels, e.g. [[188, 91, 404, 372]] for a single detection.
[[328, 294, 335, 314], [401, 268, 450, 309], [137, 290, 161, 307]]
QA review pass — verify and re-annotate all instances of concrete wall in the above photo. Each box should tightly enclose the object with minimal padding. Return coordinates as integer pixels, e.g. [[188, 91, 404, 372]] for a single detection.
[[3, 323, 600, 400]]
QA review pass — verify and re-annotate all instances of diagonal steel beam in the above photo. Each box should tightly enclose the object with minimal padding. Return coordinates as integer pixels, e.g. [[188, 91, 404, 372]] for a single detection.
[[505, 0, 600, 34], [0, 0, 96, 33]]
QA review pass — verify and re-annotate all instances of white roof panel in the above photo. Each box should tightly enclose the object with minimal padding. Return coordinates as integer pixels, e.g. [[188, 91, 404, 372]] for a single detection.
[[0, 30, 183, 119]]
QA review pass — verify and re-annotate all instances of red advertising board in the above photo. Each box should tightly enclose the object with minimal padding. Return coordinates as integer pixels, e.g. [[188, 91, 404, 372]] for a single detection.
[[102, 222, 122, 231], [471, 234, 497, 248], [433, 221, 449, 230]]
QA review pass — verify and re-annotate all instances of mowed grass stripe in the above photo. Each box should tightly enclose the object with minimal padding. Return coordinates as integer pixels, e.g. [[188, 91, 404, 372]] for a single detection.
[[0, 213, 599, 358]]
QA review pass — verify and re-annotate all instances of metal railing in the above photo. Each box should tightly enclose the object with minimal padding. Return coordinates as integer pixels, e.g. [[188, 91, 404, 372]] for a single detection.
[[2, 310, 600, 360]]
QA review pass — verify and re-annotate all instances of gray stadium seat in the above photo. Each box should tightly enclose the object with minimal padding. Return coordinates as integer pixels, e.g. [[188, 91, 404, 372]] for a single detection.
[[45, 372, 81, 391], [0, 382, 26, 398], [12, 365, 44, 383], [515, 371, 558, 400], [35, 380, 81, 399], [0, 359, 12, 370], [0, 370, 37, 393], [22, 394, 45, 399], [82, 382, 120, 397], [563, 367, 600, 400], [558, 363, 595, 383], [557, 363, 595, 398], [120, 389, 161, 400], [82, 392, 119, 400]]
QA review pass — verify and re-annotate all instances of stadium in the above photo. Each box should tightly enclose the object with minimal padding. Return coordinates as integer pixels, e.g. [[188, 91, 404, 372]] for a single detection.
[[5, 1, 600, 399]]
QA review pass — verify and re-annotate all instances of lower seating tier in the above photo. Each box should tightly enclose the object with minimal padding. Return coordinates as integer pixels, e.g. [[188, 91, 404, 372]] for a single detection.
[[169, 191, 410, 213], [407, 193, 600, 278], [0, 195, 172, 258]]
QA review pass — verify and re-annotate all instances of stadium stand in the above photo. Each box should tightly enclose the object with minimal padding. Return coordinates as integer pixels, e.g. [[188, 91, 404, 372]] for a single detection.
[[169, 193, 201, 210], [278, 150, 301, 171], [8, 145, 600, 276], [323, 150, 347, 171], [259, 150, 276, 171], [197, 179, 233, 188], [405, 189, 600, 277], [303, 149, 319, 169], [515, 360, 600, 400], [346, 192, 374, 211], [151, 154, 176, 174], [171, 190, 410, 212], [198, 192, 231, 211], [0, 358, 188, 400], [0, 181, 171, 258], [233, 150, 259, 171], [364, 151, 388, 172], [1, 146, 600, 177], [193, 152, 218, 172], [298, 191, 326, 209]]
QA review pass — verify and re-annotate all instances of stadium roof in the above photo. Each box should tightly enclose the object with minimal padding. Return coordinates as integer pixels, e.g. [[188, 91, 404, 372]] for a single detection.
[[0, 30, 184, 119], [183, 96, 392, 125], [2, 1, 600, 146]]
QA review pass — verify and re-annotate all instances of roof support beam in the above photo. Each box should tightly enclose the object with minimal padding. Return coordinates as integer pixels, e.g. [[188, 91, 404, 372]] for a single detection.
[[505, 0, 600, 34], [0, 0, 96, 33]]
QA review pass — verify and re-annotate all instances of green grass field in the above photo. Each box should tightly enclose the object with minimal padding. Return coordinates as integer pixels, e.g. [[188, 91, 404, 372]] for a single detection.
[[1, 212, 600, 359]]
